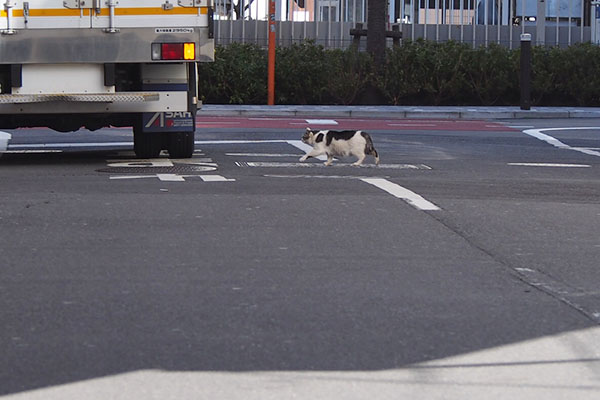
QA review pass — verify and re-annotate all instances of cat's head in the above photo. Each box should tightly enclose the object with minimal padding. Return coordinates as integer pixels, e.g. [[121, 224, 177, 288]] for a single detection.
[[302, 128, 317, 144]]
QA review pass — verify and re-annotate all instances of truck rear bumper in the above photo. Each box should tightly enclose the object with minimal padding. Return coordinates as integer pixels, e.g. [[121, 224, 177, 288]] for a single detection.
[[0, 91, 188, 113]]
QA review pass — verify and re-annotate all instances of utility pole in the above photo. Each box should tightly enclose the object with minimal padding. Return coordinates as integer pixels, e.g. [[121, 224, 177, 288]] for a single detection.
[[367, 0, 387, 69], [268, 0, 276, 105]]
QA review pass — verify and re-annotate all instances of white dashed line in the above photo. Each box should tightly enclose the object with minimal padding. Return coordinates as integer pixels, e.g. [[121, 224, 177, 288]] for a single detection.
[[236, 161, 430, 169], [360, 178, 441, 211], [508, 163, 591, 168], [226, 153, 299, 157]]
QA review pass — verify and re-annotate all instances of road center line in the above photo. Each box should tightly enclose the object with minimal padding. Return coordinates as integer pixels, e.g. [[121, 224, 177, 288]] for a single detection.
[[361, 178, 441, 211]]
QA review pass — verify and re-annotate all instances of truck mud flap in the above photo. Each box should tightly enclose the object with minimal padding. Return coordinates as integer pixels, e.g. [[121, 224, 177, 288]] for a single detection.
[[142, 111, 195, 133], [141, 81, 195, 133]]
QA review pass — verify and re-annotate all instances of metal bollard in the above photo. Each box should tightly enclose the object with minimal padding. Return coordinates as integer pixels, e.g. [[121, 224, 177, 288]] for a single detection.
[[520, 33, 532, 111]]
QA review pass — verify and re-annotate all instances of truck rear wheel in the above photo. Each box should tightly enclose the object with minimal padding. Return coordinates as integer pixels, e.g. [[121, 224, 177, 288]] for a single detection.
[[133, 124, 163, 159], [168, 131, 195, 158]]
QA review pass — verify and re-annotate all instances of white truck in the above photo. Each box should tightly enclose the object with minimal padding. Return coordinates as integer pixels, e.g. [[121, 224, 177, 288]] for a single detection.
[[0, 0, 214, 158]]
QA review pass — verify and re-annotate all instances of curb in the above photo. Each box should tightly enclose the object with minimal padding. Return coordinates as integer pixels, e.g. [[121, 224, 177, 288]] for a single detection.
[[198, 105, 600, 120]]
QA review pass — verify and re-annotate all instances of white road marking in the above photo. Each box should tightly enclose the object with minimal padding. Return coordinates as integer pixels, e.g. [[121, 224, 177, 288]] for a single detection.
[[264, 174, 392, 179], [110, 174, 235, 182], [157, 174, 186, 182], [226, 153, 299, 157], [107, 159, 174, 168], [199, 175, 236, 182], [197, 121, 241, 125], [508, 163, 591, 168], [11, 141, 132, 148], [0, 131, 11, 153], [305, 119, 338, 125], [522, 127, 600, 157], [195, 140, 289, 145], [360, 178, 441, 211], [286, 140, 328, 161], [2, 149, 63, 154], [387, 123, 437, 127], [236, 161, 430, 169]]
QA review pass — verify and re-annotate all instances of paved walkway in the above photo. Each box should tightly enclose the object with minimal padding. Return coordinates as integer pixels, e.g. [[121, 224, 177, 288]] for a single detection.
[[199, 104, 600, 119]]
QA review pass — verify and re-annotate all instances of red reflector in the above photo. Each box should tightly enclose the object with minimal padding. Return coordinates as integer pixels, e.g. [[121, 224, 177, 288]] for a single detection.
[[161, 43, 184, 60]]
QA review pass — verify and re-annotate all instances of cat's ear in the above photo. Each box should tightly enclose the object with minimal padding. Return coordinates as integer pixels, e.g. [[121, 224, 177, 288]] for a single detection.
[[306, 127, 311, 133]]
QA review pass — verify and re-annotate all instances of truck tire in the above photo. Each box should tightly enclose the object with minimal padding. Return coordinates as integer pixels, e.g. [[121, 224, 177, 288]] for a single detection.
[[168, 131, 195, 158], [133, 124, 163, 159]]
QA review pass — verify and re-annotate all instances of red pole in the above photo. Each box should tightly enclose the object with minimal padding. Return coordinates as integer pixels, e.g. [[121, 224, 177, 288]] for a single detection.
[[267, 0, 276, 105]]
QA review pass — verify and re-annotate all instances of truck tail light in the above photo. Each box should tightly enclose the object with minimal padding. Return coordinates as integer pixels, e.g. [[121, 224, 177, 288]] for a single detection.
[[152, 43, 195, 60]]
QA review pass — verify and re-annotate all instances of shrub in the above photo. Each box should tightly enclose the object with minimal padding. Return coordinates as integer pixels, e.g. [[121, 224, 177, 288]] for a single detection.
[[465, 43, 519, 105], [274, 40, 330, 104], [198, 42, 267, 104], [323, 48, 374, 105], [198, 40, 600, 107]]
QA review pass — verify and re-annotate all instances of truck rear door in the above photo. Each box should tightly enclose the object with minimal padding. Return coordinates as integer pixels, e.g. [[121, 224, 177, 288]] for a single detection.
[[3, 0, 91, 29], [89, 0, 206, 30]]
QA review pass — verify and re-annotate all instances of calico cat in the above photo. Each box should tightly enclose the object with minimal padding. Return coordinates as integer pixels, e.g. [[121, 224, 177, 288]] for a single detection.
[[300, 127, 380, 166]]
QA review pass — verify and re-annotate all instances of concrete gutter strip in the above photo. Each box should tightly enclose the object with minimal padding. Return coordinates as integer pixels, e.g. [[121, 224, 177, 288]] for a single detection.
[[198, 105, 600, 119]]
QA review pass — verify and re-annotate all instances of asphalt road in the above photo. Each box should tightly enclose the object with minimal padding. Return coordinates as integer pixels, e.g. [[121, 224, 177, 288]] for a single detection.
[[1, 116, 600, 399]]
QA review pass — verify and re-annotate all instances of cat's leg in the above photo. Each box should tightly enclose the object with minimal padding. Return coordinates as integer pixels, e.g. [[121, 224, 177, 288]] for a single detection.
[[352, 153, 366, 166], [299, 149, 324, 162], [324, 153, 334, 166]]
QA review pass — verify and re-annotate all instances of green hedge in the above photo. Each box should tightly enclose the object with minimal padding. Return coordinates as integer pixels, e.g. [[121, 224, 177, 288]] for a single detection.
[[197, 40, 600, 107]]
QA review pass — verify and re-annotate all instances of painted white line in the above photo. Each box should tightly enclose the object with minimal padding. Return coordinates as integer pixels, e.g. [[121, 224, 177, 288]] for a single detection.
[[360, 178, 441, 211], [110, 175, 154, 180], [157, 174, 186, 182], [264, 174, 392, 179], [0, 131, 11, 153], [247, 117, 287, 121], [388, 123, 437, 127], [236, 161, 430, 169], [110, 174, 235, 182], [195, 140, 289, 145], [226, 153, 299, 157], [196, 121, 241, 125], [305, 119, 338, 125], [200, 175, 236, 182], [286, 140, 328, 161], [575, 147, 600, 151], [11, 142, 132, 149], [2, 149, 63, 154], [508, 163, 591, 168], [522, 127, 600, 157]]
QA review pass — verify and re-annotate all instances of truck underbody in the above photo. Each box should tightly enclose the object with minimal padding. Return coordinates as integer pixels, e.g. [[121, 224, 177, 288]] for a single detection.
[[0, 2, 214, 158]]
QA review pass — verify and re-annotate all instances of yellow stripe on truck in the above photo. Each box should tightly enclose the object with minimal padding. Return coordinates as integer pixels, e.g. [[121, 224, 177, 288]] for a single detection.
[[3, 9, 84, 17], [2, 7, 207, 18], [111, 7, 205, 15]]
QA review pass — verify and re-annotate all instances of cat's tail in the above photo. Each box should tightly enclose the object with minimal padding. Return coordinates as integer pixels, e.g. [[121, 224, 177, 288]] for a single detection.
[[364, 133, 380, 165]]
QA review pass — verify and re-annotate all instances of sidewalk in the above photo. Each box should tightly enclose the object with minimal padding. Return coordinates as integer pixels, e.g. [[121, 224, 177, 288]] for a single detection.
[[199, 104, 600, 119]]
